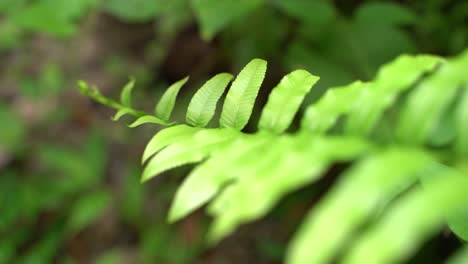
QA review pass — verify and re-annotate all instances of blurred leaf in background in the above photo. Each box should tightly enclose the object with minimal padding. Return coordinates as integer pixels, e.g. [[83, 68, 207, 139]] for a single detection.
[[20, 63, 66, 98], [67, 190, 112, 234], [102, 0, 164, 22], [0, 103, 26, 154], [3, 0, 97, 38], [192, 0, 264, 40]]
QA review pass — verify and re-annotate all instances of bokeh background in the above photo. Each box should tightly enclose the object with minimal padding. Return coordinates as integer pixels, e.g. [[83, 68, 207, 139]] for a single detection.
[[0, 0, 467, 263]]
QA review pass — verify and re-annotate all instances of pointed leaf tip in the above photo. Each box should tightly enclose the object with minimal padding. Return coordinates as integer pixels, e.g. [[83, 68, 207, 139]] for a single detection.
[[259, 69, 319, 133], [128, 115, 174, 128], [120, 78, 135, 107], [77, 80, 88, 94], [220, 58, 267, 130], [155, 76, 189, 121], [186, 73, 234, 127]]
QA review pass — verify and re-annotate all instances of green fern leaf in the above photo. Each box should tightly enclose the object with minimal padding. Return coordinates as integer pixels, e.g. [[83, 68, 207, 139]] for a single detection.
[[208, 135, 369, 242], [78, 80, 147, 119], [128, 115, 174, 128], [447, 163, 468, 241], [258, 70, 319, 133], [155, 76, 189, 121], [301, 55, 441, 135], [397, 51, 468, 144], [141, 128, 239, 182], [301, 81, 365, 133], [456, 89, 468, 154], [344, 55, 441, 136], [186, 73, 233, 127], [448, 209, 468, 242], [446, 248, 468, 264], [287, 148, 432, 264], [420, 163, 468, 242], [112, 108, 133, 121], [142, 125, 201, 164], [220, 58, 267, 130], [342, 170, 468, 264], [168, 133, 273, 223], [120, 78, 135, 107]]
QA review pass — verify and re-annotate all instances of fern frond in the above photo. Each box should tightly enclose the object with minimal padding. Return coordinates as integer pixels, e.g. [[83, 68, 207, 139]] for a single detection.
[[287, 148, 433, 264], [112, 108, 134, 121], [447, 247, 468, 264], [207, 134, 369, 242], [141, 128, 239, 182], [186, 73, 233, 127], [119, 78, 135, 108], [301, 55, 442, 135], [80, 49, 468, 264], [168, 133, 274, 222], [128, 115, 174, 127], [342, 170, 467, 264], [397, 51, 468, 144], [258, 70, 319, 133], [142, 125, 201, 163], [155, 76, 189, 121], [220, 58, 267, 130], [456, 89, 468, 154]]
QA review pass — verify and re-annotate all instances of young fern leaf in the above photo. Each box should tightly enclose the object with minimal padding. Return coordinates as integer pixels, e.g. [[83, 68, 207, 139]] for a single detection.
[[128, 115, 174, 127], [155, 76, 189, 121], [207, 135, 369, 242], [120, 78, 135, 107], [301, 55, 441, 135], [397, 50, 468, 144], [344, 55, 441, 136], [258, 70, 319, 133], [448, 207, 468, 242], [142, 125, 201, 164], [447, 247, 468, 264], [447, 163, 468, 241], [207, 136, 296, 241], [342, 170, 468, 264], [301, 81, 366, 133], [419, 163, 468, 242], [78, 80, 147, 120], [168, 134, 273, 223], [186, 73, 233, 127], [112, 108, 134, 121], [141, 129, 239, 182], [456, 89, 468, 154], [287, 149, 433, 264], [78, 81, 115, 108], [220, 58, 267, 130]]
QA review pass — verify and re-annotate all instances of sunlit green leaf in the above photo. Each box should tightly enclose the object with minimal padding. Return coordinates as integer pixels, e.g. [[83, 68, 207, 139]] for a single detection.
[[129, 115, 174, 128], [142, 129, 239, 182], [142, 125, 201, 163], [186, 73, 233, 127], [220, 58, 267, 130], [120, 78, 135, 107], [155, 76, 189, 121], [259, 70, 319, 133]]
